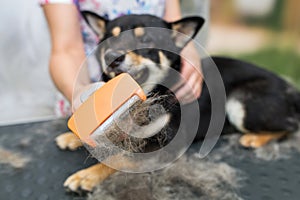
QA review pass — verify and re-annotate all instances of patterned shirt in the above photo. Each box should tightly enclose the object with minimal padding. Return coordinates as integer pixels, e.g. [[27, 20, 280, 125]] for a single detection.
[[40, 0, 166, 54], [40, 0, 166, 116]]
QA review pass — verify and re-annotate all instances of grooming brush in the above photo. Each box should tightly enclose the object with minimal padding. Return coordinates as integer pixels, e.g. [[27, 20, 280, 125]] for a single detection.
[[68, 73, 147, 147]]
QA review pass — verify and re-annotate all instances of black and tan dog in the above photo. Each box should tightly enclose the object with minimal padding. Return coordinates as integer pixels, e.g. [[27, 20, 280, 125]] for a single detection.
[[55, 12, 300, 193]]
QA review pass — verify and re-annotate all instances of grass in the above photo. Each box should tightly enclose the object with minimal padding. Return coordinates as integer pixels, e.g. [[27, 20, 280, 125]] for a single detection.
[[232, 46, 300, 88]]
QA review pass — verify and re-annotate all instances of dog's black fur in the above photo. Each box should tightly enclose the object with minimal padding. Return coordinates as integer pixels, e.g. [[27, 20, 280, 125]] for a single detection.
[[82, 11, 300, 148]]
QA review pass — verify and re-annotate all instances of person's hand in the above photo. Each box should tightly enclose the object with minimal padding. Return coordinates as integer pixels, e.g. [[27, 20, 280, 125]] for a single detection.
[[173, 43, 203, 104]]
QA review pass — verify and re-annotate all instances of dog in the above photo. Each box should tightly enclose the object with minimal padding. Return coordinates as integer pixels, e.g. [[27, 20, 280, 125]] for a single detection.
[[55, 12, 300, 193]]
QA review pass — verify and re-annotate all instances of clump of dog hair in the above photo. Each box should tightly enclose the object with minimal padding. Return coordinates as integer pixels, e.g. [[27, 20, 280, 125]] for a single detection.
[[208, 132, 300, 162], [88, 153, 244, 200], [253, 131, 300, 161], [88, 93, 178, 161], [0, 147, 31, 169]]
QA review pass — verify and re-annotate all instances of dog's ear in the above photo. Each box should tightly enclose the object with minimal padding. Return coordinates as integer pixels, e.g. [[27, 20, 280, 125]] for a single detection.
[[81, 11, 108, 41], [170, 16, 205, 48]]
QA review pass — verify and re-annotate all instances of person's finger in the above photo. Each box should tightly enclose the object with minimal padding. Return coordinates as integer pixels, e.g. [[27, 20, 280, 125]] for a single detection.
[[175, 72, 198, 101], [170, 78, 185, 93], [192, 78, 202, 98], [181, 59, 194, 78], [193, 74, 203, 97], [181, 89, 200, 104], [189, 75, 202, 97], [177, 71, 204, 104]]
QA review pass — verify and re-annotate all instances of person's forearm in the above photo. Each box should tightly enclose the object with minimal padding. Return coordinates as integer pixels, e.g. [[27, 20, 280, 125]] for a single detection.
[[49, 49, 88, 102], [164, 0, 182, 22], [43, 4, 89, 103]]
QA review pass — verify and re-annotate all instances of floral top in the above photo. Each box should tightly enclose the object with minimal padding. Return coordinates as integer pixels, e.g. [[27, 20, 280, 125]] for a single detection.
[[40, 0, 166, 54], [40, 0, 166, 116]]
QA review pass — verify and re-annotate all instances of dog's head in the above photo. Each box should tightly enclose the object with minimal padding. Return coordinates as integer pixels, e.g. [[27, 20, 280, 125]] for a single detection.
[[82, 12, 204, 92]]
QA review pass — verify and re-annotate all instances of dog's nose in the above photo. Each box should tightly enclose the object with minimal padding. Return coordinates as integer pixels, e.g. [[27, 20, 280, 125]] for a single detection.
[[105, 51, 125, 68]]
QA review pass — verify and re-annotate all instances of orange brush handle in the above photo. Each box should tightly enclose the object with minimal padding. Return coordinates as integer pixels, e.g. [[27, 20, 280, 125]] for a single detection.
[[68, 73, 146, 147]]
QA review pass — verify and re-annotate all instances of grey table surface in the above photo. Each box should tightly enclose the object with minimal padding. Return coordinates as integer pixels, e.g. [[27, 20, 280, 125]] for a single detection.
[[0, 119, 299, 200]]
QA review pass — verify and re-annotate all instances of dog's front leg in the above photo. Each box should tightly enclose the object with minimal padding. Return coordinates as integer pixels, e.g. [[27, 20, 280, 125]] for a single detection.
[[63, 154, 134, 193], [55, 132, 83, 150], [64, 162, 116, 192]]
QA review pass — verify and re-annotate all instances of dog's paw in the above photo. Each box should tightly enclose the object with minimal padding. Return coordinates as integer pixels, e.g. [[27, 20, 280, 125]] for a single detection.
[[239, 132, 285, 148], [55, 132, 83, 150], [64, 163, 116, 193]]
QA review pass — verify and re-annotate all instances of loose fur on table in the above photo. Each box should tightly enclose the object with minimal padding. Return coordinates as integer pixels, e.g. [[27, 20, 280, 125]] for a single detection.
[[253, 131, 300, 161], [88, 153, 244, 200], [87, 130, 300, 200], [212, 132, 300, 161], [0, 147, 31, 169]]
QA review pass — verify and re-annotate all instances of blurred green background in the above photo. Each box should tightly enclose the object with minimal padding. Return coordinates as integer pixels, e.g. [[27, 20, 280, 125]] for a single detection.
[[237, 47, 300, 88], [208, 0, 300, 87]]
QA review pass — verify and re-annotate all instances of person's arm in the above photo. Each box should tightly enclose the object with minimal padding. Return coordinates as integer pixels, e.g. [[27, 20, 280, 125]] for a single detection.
[[43, 4, 89, 106], [164, 0, 182, 21], [164, 0, 203, 104]]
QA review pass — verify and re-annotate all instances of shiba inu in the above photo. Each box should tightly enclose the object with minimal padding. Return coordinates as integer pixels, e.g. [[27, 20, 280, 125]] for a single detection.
[[55, 12, 300, 193]]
